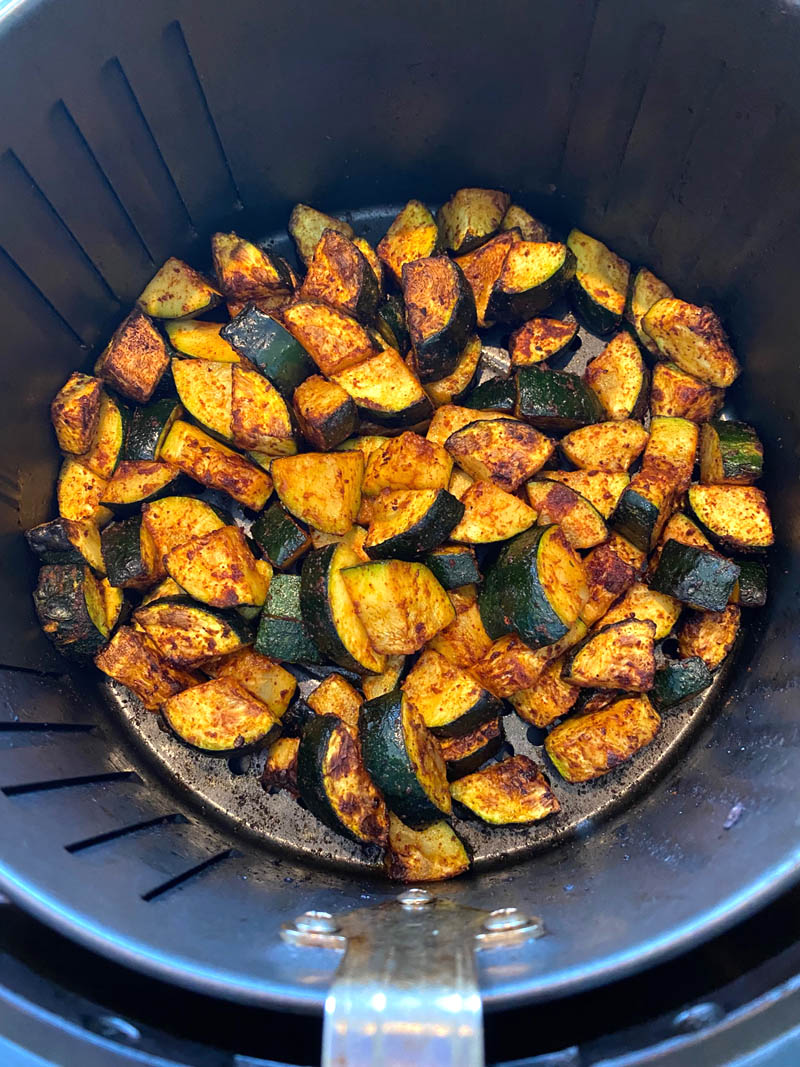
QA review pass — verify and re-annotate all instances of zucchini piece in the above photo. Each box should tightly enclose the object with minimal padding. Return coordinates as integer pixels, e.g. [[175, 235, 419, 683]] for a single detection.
[[402, 256, 477, 382], [336, 434, 390, 459], [567, 229, 630, 334], [625, 266, 673, 355], [273, 695, 315, 738], [362, 432, 452, 496], [123, 399, 182, 462], [283, 300, 378, 376], [250, 501, 311, 570], [449, 479, 536, 543], [650, 540, 739, 612], [288, 204, 354, 266], [651, 657, 713, 710], [360, 690, 451, 826], [95, 626, 198, 709], [331, 346, 433, 427], [298, 714, 389, 844], [402, 647, 502, 737], [385, 815, 470, 882], [172, 358, 232, 441], [585, 331, 648, 420], [560, 420, 649, 472], [341, 560, 455, 655], [101, 578, 126, 632], [138, 257, 221, 320], [426, 404, 500, 446], [642, 298, 740, 387], [456, 231, 519, 327], [255, 573, 324, 665], [26, 517, 105, 574], [423, 545, 481, 590], [423, 335, 482, 407], [687, 484, 774, 552], [160, 421, 273, 510], [362, 655, 406, 701], [509, 657, 580, 727], [141, 495, 227, 571], [540, 469, 629, 519], [449, 468, 472, 501], [307, 673, 362, 728], [611, 468, 674, 551], [479, 525, 588, 647], [364, 488, 464, 560], [648, 511, 713, 573], [677, 604, 740, 669], [600, 580, 681, 639], [50, 372, 102, 454], [377, 200, 440, 285], [99, 461, 187, 513], [220, 305, 315, 400], [446, 417, 554, 492], [205, 647, 296, 714], [79, 393, 125, 480], [650, 362, 724, 422], [564, 618, 656, 691], [293, 375, 358, 450], [545, 695, 660, 782], [699, 420, 763, 485], [135, 596, 251, 667], [95, 309, 170, 403], [376, 292, 409, 353], [450, 755, 559, 825], [262, 736, 300, 795], [212, 232, 293, 314], [509, 315, 579, 367], [437, 187, 510, 254], [439, 718, 503, 780], [644, 416, 699, 494], [488, 241, 576, 323], [515, 366, 602, 431], [301, 540, 386, 673], [525, 480, 608, 550], [501, 204, 549, 241], [731, 559, 768, 608], [580, 533, 643, 626], [165, 525, 270, 609], [57, 458, 112, 526], [101, 515, 159, 590], [353, 237, 384, 297], [300, 229, 379, 321], [33, 563, 110, 657], [463, 375, 517, 413], [164, 320, 240, 363], [429, 597, 493, 669], [231, 363, 295, 455], [164, 677, 279, 753], [473, 621, 587, 699], [272, 451, 362, 534]]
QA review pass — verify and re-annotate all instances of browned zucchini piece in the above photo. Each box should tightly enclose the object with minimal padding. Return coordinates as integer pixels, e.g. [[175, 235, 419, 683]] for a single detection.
[[165, 525, 270, 608], [164, 677, 279, 752], [134, 597, 251, 667], [585, 331, 648, 420], [164, 320, 241, 362], [262, 736, 300, 795], [445, 417, 554, 492], [439, 718, 503, 780], [643, 299, 740, 387], [580, 533, 644, 626], [402, 647, 501, 737], [271, 451, 362, 534], [141, 495, 227, 571], [599, 582, 681, 640], [545, 695, 660, 782], [560, 420, 649, 472], [455, 232, 519, 327], [437, 187, 510, 254], [650, 362, 724, 421], [95, 626, 199, 710], [643, 416, 699, 494], [449, 479, 536, 543], [26, 516, 106, 574], [488, 241, 576, 323], [377, 200, 440, 285], [57, 459, 112, 526], [447, 467, 474, 500], [567, 230, 630, 334], [384, 815, 470, 882], [564, 618, 656, 690], [362, 432, 452, 495], [94, 309, 169, 403], [648, 512, 713, 573], [451, 755, 560, 824], [688, 484, 774, 552], [282, 301, 378, 376], [501, 204, 549, 241], [206, 647, 296, 715], [473, 622, 587, 699], [426, 404, 503, 446], [212, 233, 293, 314], [541, 469, 629, 518], [99, 461, 185, 513], [625, 267, 673, 355], [362, 655, 406, 700], [364, 488, 464, 560], [139, 256, 221, 319], [293, 375, 357, 450], [231, 363, 295, 454], [141, 577, 183, 605], [611, 466, 675, 552], [172, 358, 233, 441], [525, 480, 608, 550], [509, 657, 580, 727], [160, 421, 273, 510], [429, 596, 493, 669], [402, 256, 476, 382], [423, 335, 482, 407], [288, 204, 354, 265], [51, 372, 102, 454], [352, 237, 384, 297], [678, 604, 740, 669], [509, 314, 579, 366], [306, 673, 362, 728], [699, 420, 763, 486], [331, 346, 432, 427], [299, 229, 379, 321], [79, 393, 125, 480]]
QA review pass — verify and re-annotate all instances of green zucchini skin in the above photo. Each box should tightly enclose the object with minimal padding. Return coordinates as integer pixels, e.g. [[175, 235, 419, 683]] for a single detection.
[[356, 392, 434, 429], [611, 486, 661, 552], [123, 399, 182, 461], [734, 559, 768, 607], [139, 595, 253, 643], [569, 278, 622, 335], [376, 293, 410, 353], [280, 698, 316, 738], [300, 546, 363, 672], [359, 690, 444, 827], [423, 546, 481, 589], [254, 574, 324, 664], [365, 490, 465, 561], [478, 524, 570, 648], [100, 469, 193, 515], [101, 516, 152, 589], [32, 564, 106, 657], [650, 540, 740, 613], [515, 367, 602, 431], [402, 257, 477, 383], [701, 420, 763, 484], [26, 520, 82, 566], [296, 715, 360, 841], [250, 501, 311, 570], [487, 247, 576, 323], [651, 657, 713, 709], [441, 718, 504, 780], [220, 305, 316, 400], [463, 376, 516, 412]]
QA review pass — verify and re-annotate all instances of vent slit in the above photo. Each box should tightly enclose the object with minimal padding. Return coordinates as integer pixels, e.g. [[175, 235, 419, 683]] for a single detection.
[[0, 246, 86, 348], [65, 812, 188, 853], [0, 722, 95, 733], [555, 0, 601, 183], [2, 770, 140, 796], [140, 848, 236, 902]]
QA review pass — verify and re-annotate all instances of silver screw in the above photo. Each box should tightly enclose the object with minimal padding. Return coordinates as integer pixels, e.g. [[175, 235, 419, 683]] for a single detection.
[[397, 887, 435, 907], [294, 910, 340, 934], [482, 907, 529, 932]]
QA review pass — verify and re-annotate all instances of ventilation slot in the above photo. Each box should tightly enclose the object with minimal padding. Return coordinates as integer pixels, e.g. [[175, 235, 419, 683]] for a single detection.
[[140, 848, 237, 902], [2, 770, 140, 797], [65, 812, 189, 854]]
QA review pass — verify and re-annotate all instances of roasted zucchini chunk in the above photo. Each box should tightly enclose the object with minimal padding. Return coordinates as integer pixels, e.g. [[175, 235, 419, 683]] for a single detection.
[[361, 655, 406, 700], [172, 358, 233, 441], [57, 458, 112, 526], [377, 199, 440, 285], [402, 647, 501, 737], [95, 309, 170, 403], [644, 416, 699, 495], [123, 399, 183, 462], [220, 305, 316, 400], [306, 672, 362, 728], [423, 545, 481, 590], [687, 484, 774, 552], [456, 231, 518, 327], [141, 577, 184, 605], [564, 618, 656, 691], [164, 677, 279, 753], [473, 620, 586, 700], [360, 690, 451, 826], [677, 604, 740, 669], [165, 525, 270, 609], [439, 718, 503, 780], [515, 367, 603, 431], [141, 495, 227, 571], [293, 375, 358, 450], [402, 256, 477, 382], [231, 363, 295, 456], [362, 432, 452, 495], [525, 480, 608, 550], [79, 393, 126, 480], [332, 346, 433, 427], [33, 563, 111, 657], [580, 533, 643, 626], [423, 335, 482, 407], [625, 267, 673, 355], [509, 657, 580, 727], [300, 229, 379, 322], [649, 512, 713, 573], [364, 488, 464, 560], [51, 372, 102, 454], [488, 241, 576, 323], [138, 257, 221, 320], [545, 695, 660, 782], [731, 559, 768, 608], [250, 501, 311, 570], [95, 626, 198, 710], [449, 479, 536, 543], [160, 421, 273, 510], [271, 451, 362, 534], [462, 375, 517, 413], [479, 525, 588, 648], [426, 404, 501, 446], [341, 559, 455, 655], [288, 204, 354, 266], [509, 314, 579, 366], [26, 517, 105, 574], [437, 187, 510, 254], [429, 594, 493, 669], [699, 420, 763, 485], [445, 417, 554, 492], [212, 232, 293, 314], [567, 229, 630, 334], [547, 470, 629, 522], [206, 647, 296, 715], [650, 540, 739, 613], [101, 514, 159, 590], [584, 331, 648, 420], [651, 657, 713, 710], [99, 461, 187, 514], [376, 292, 409, 352], [254, 573, 324, 664], [611, 467, 674, 552], [650, 362, 724, 422], [298, 714, 388, 844], [352, 237, 384, 296], [283, 300, 378, 376], [643, 298, 740, 387], [560, 420, 649, 473], [385, 815, 470, 882], [262, 736, 300, 795], [501, 204, 549, 241], [164, 320, 240, 363], [599, 580, 681, 640], [451, 755, 560, 825], [135, 596, 251, 667]]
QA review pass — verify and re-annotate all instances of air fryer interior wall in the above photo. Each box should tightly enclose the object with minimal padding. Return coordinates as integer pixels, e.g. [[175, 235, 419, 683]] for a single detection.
[[0, 0, 798, 1012]]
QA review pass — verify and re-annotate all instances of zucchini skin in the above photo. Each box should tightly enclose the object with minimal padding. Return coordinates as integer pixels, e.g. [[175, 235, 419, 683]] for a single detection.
[[300, 545, 363, 672], [611, 486, 662, 552], [32, 564, 106, 657], [700, 420, 763, 485], [402, 257, 477, 383], [440, 718, 503, 780], [220, 305, 315, 400], [463, 376, 516, 412], [651, 657, 713, 710], [250, 501, 310, 570], [123, 399, 182, 461], [650, 540, 740, 613], [376, 293, 410, 353], [423, 546, 481, 589], [487, 245, 576, 323], [255, 574, 324, 664], [101, 516, 153, 589], [26, 519, 82, 566], [515, 367, 602, 431], [569, 278, 621, 335], [734, 559, 768, 608], [365, 490, 465, 561]]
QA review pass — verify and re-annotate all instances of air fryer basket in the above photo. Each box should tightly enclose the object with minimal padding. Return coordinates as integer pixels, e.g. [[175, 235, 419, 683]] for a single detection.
[[0, 0, 798, 1013]]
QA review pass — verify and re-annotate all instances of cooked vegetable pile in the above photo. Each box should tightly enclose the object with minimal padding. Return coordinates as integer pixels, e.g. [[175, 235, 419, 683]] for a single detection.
[[29, 189, 773, 882]]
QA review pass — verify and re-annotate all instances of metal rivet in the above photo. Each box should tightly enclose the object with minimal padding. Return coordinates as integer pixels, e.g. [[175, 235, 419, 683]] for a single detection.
[[82, 1015, 141, 1042], [397, 887, 435, 907], [294, 910, 340, 934], [482, 907, 529, 932], [673, 1002, 724, 1033]]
